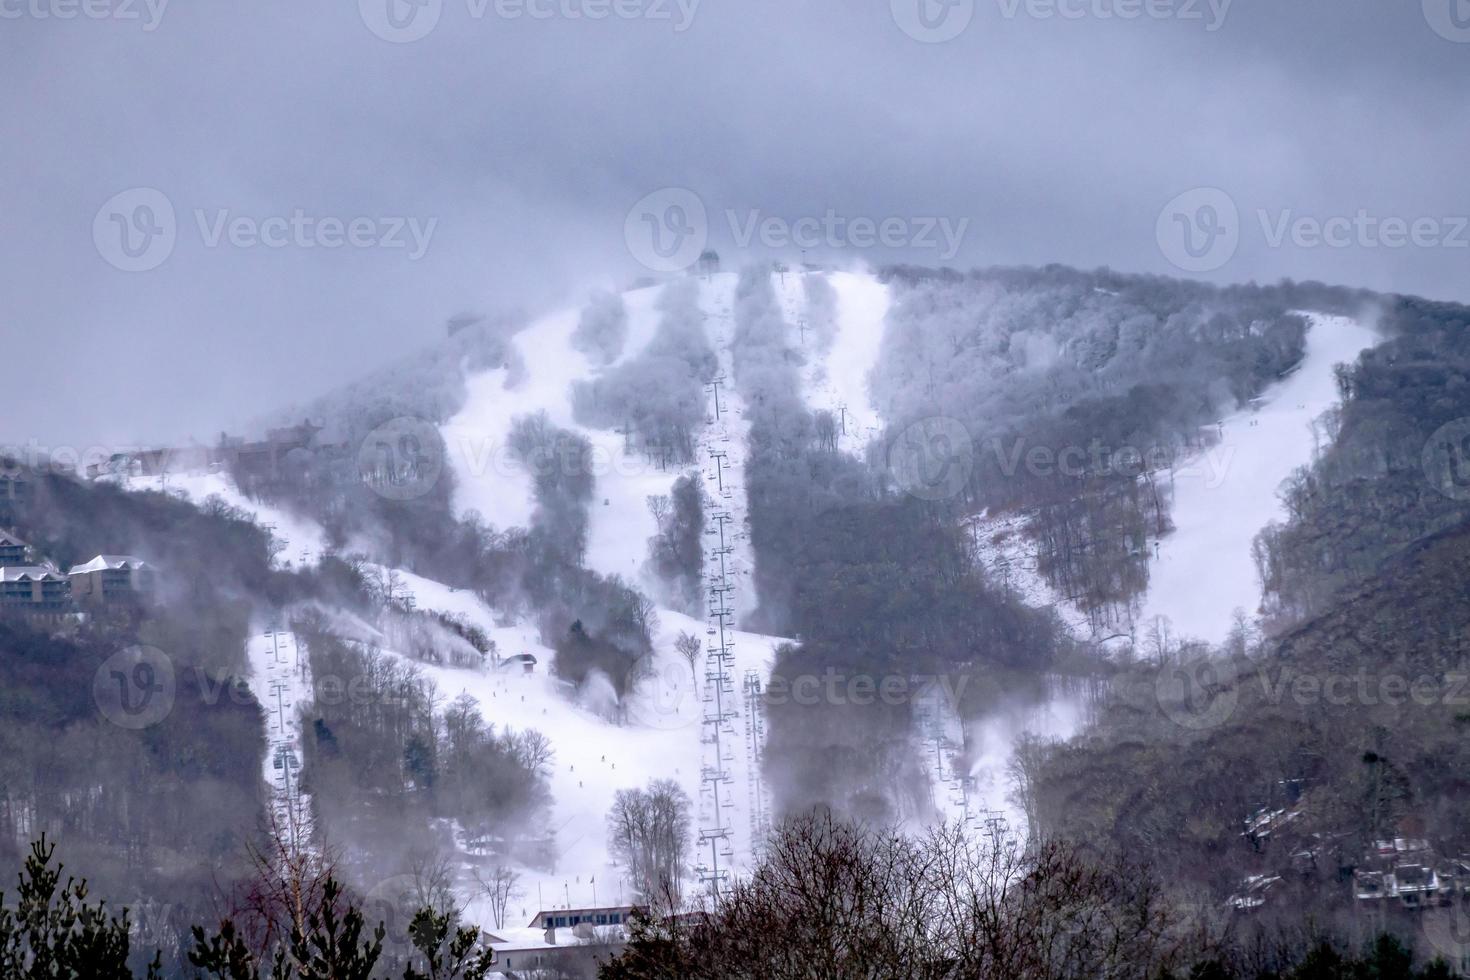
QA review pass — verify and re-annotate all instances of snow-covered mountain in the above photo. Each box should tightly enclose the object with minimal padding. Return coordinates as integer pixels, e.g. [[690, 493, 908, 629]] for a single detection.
[[95, 264, 1389, 915]]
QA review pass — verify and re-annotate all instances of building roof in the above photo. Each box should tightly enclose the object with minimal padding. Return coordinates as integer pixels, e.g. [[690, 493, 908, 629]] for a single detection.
[[67, 555, 153, 575], [485, 927, 561, 952], [528, 905, 636, 927], [0, 566, 65, 582], [487, 923, 629, 953]]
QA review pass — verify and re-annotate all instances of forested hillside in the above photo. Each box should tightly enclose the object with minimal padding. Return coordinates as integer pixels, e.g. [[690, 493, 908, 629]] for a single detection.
[[873, 266, 1378, 628], [1027, 294, 1470, 956], [5, 263, 1467, 976]]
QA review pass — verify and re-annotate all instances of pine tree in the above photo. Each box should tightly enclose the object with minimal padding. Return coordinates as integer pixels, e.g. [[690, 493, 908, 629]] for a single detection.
[[0, 836, 162, 980]]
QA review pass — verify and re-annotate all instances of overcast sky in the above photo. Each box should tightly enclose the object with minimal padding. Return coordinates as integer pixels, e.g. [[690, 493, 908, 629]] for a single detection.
[[3, 0, 1468, 449]]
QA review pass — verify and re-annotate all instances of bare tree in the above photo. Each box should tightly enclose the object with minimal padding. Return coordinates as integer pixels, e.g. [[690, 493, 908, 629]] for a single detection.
[[404, 846, 459, 921], [604, 815, 1189, 980], [607, 779, 692, 913], [646, 494, 671, 530], [228, 797, 341, 957], [511, 729, 556, 778], [470, 864, 522, 931], [674, 631, 701, 680]]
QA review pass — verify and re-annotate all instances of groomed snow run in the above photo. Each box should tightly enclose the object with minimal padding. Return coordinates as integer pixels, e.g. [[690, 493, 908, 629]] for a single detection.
[[778, 267, 891, 456], [441, 283, 680, 590], [122, 471, 330, 569], [365, 565, 783, 924], [1136, 313, 1378, 646]]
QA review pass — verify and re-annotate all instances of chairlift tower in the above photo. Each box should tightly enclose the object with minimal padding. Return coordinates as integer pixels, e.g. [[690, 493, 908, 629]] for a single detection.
[[742, 670, 770, 847], [705, 376, 727, 421]]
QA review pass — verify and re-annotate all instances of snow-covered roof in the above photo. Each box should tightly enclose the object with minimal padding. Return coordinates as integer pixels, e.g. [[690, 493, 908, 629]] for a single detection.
[[486, 927, 559, 952], [486, 923, 629, 952], [0, 530, 26, 547], [67, 555, 153, 575], [0, 566, 65, 582]]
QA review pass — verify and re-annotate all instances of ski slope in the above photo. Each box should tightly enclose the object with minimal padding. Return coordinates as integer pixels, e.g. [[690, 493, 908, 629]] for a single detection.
[[690, 273, 768, 893], [387, 275, 794, 912], [441, 282, 677, 589], [245, 626, 315, 847], [1136, 313, 1378, 645], [963, 686, 1087, 841], [122, 470, 330, 569], [955, 314, 1378, 838], [368, 565, 782, 923], [779, 267, 891, 455]]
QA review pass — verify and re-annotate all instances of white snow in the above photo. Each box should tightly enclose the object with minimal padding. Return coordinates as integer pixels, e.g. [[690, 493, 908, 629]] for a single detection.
[[366, 572, 782, 922], [122, 470, 330, 569], [245, 626, 315, 845], [955, 314, 1378, 838], [688, 273, 771, 890], [964, 688, 1086, 839], [969, 511, 1096, 640], [1136, 313, 1378, 646], [391, 273, 790, 913], [441, 283, 681, 590], [824, 270, 892, 449], [779, 267, 892, 455]]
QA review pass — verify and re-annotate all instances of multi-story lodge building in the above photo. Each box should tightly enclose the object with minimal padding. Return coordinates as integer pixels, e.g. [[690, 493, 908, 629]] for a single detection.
[[67, 556, 157, 602], [0, 567, 71, 611], [0, 531, 28, 566]]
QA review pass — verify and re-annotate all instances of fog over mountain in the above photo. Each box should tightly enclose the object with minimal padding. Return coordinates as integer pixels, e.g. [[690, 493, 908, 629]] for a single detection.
[[6, 5, 1470, 979], [4, 0, 1470, 447]]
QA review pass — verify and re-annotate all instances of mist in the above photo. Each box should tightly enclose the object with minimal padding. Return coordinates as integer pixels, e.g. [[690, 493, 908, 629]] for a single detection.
[[4, 0, 1470, 449]]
